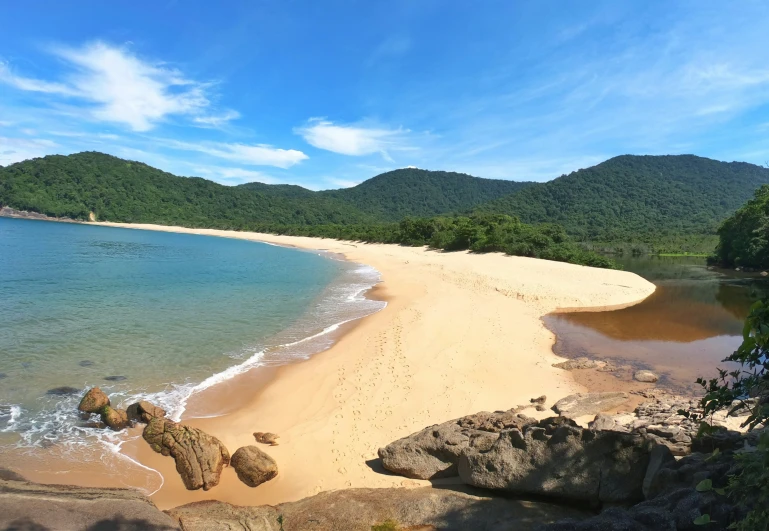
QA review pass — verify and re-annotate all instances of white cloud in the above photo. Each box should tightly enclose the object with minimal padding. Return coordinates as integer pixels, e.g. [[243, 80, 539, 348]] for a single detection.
[[0, 137, 61, 166], [296, 119, 407, 158], [325, 177, 362, 189], [159, 138, 308, 168], [0, 42, 223, 131], [193, 109, 241, 128], [191, 165, 276, 184]]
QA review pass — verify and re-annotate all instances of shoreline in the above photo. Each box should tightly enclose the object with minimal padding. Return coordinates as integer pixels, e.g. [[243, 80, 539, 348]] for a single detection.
[[12, 221, 657, 509]]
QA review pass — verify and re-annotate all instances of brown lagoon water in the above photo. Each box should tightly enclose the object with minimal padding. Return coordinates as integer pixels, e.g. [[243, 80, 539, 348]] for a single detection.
[[544, 256, 769, 394]]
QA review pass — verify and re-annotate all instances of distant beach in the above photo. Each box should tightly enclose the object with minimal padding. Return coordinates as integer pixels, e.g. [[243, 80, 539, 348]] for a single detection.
[[46, 222, 653, 510]]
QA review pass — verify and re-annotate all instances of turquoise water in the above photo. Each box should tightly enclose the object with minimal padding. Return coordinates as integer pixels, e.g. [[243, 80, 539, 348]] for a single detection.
[[0, 217, 383, 450]]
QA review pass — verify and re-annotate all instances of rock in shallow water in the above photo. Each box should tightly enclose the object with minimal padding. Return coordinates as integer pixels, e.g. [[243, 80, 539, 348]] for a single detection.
[[100, 406, 129, 431], [552, 392, 629, 418], [46, 386, 81, 396], [552, 357, 600, 370], [77, 387, 110, 414], [143, 418, 230, 491], [126, 400, 166, 424], [634, 370, 659, 383], [230, 446, 278, 487]]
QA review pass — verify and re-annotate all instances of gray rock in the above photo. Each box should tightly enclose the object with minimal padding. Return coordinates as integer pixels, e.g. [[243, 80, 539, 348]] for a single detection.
[[634, 370, 659, 383], [642, 445, 676, 499], [230, 446, 278, 487], [552, 392, 629, 418], [253, 431, 280, 446], [143, 418, 230, 491], [0, 477, 178, 530], [458, 417, 655, 505], [167, 486, 589, 531], [553, 358, 599, 370], [378, 409, 537, 479], [588, 414, 617, 431], [46, 386, 80, 396]]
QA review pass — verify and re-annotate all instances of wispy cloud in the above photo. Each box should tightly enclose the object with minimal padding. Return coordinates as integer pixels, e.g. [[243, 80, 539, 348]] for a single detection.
[[190, 165, 275, 184], [0, 41, 237, 132], [0, 137, 61, 166], [159, 138, 308, 168], [296, 119, 408, 160]]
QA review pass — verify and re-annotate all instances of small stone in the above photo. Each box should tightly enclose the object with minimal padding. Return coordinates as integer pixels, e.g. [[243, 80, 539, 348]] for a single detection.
[[634, 370, 659, 383], [529, 395, 547, 405], [78, 360, 94, 367], [104, 375, 127, 382], [78, 387, 110, 413], [535, 404, 546, 412], [230, 446, 278, 487], [253, 432, 280, 446], [552, 358, 599, 370]]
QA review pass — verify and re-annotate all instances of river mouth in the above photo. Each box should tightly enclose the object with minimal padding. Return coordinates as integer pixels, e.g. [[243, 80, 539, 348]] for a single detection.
[[544, 256, 769, 395]]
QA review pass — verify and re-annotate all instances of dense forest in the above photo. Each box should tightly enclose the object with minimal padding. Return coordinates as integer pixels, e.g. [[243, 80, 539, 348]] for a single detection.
[[2, 151, 767, 261], [476, 155, 769, 253], [320, 168, 533, 221], [711, 185, 769, 268]]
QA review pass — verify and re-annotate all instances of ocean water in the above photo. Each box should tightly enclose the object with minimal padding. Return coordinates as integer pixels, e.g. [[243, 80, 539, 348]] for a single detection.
[[0, 217, 384, 454]]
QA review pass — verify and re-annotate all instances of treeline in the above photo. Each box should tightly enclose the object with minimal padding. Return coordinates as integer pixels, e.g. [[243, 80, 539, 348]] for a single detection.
[[263, 214, 616, 269], [712, 184, 769, 268]]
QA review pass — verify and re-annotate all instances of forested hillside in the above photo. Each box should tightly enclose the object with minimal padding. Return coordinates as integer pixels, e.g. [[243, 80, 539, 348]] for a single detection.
[[0, 152, 372, 228], [475, 155, 769, 250], [712, 185, 769, 268], [322, 168, 533, 221]]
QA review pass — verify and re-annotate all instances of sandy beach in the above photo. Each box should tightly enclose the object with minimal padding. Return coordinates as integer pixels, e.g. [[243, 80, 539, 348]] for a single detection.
[[44, 222, 648, 510], [4, 221, 656, 510]]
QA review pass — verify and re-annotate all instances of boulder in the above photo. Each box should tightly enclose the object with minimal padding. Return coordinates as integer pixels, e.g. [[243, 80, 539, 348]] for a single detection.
[[458, 417, 656, 505], [378, 409, 537, 479], [143, 418, 230, 491], [230, 446, 278, 487], [553, 358, 599, 370], [588, 413, 617, 431], [552, 392, 629, 418], [530, 395, 547, 404], [167, 486, 589, 531], [100, 406, 129, 431], [78, 387, 110, 413], [253, 431, 280, 446], [634, 370, 659, 383], [126, 400, 166, 424]]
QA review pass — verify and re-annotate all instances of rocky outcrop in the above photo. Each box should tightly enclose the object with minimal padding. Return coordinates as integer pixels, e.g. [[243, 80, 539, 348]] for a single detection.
[[127, 400, 166, 424], [101, 406, 129, 431], [143, 418, 230, 491], [551, 392, 629, 418], [458, 417, 662, 505], [553, 357, 601, 370], [78, 387, 110, 413], [167, 486, 589, 531], [230, 446, 278, 487], [253, 431, 280, 446], [378, 409, 537, 479], [0, 476, 178, 530]]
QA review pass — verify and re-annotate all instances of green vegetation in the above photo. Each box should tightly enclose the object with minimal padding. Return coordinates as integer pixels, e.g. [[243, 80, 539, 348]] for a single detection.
[[476, 155, 769, 253], [321, 167, 533, 221], [690, 300, 769, 530], [712, 185, 769, 269]]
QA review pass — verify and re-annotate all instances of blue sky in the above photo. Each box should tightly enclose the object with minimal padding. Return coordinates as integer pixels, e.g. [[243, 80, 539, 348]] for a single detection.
[[1, 1, 769, 189]]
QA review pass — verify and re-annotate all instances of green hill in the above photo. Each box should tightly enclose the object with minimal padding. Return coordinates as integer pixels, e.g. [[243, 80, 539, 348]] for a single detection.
[[475, 155, 769, 250], [712, 185, 769, 268], [321, 168, 534, 221], [0, 152, 371, 228]]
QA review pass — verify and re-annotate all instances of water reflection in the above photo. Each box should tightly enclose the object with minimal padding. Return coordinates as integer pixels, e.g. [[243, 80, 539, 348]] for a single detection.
[[544, 256, 769, 393]]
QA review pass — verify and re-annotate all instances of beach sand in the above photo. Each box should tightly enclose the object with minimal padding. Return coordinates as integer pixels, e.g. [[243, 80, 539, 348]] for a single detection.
[[16, 222, 657, 510]]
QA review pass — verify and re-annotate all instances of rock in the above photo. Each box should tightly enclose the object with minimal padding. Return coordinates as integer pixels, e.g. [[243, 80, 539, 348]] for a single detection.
[[530, 395, 547, 404], [127, 400, 167, 423], [761, 271, 768, 277], [634, 370, 659, 383], [458, 417, 656, 505], [167, 486, 589, 531], [642, 445, 676, 499], [100, 406, 129, 431], [588, 413, 617, 431], [104, 375, 127, 382], [230, 446, 278, 487], [552, 392, 629, 418], [78, 360, 94, 367], [253, 431, 280, 446], [0, 476, 179, 530], [378, 409, 537, 479], [77, 387, 110, 414], [553, 357, 599, 370], [536, 404, 547, 412], [143, 418, 230, 491], [46, 386, 80, 396], [0, 373, 7, 380]]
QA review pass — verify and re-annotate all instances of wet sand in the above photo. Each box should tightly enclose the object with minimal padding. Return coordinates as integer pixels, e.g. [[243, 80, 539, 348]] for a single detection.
[[15, 223, 657, 509]]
